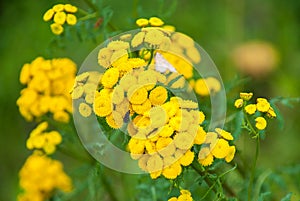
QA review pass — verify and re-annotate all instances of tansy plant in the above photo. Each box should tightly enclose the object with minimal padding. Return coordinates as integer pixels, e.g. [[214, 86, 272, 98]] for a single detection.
[[16, 1, 299, 201]]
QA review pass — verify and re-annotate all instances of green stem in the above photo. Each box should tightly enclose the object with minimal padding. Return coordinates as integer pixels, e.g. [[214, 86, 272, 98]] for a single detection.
[[248, 137, 260, 201], [78, 12, 98, 21], [244, 112, 258, 137], [100, 167, 119, 201]]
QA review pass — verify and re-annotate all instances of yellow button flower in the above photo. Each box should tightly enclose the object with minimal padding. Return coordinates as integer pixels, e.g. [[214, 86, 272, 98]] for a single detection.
[[267, 106, 276, 118], [128, 85, 148, 105], [234, 98, 244, 108], [136, 18, 149, 27], [179, 150, 194, 166], [149, 17, 164, 27], [194, 78, 209, 96], [50, 23, 64, 35], [64, 4, 78, 13], [173, 132, 194, 150], [225, 146, 236, 163], [162, 161, 182, 179], [144, 28, 165, 45], [53, 12, 67, 25], [240, 92, 253, 101], [93, 96, 112, 117], [66, 14, 77, 25], [215, 128, 234, 140], [43, 9, 55, 21], [255, 117, 267, 130], [53, 4, 65, 12], [256, 98, 270, 112], [149, 86, 168, 105], [101, 67, 120, 88], [198, 147, 214, 166], [79, 102, 92, 117], [245, 104, 257, 115], [131, 31, 146, 47], [211, 139, 230, 159]]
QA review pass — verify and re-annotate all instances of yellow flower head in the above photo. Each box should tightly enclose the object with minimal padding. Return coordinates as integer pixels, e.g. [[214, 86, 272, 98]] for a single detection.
[[127, 85, 148, 105], [144, 28, 165, 45], [106, 112, 123, 129], [131, 31, 146, 47], [179, 150, 194, 166], [53, 4, 65, 12], [211, 139, 230, 159], [194, 126, 206, 145], [198, 147, 214, 166], [136, 18, 149, 27], [245, 104, 257, 115], [215, 128, 234, 141], [162, 161, 182, 179], [256, 98, 270, 112], [50, 23, 64, 35], [194, 78, 209, 96], [43, 9, 55, 21], [64, 4, 78, 13], [173, 132, 194, 150], [149, 17, 164, 27], [225, 146, 236, 163], [101, 67, 120, 88], [149, 86, 168, 105], [79, 102, 92, 117], [107, 40, 129, 51], [66, 14, 77, 25], [93, 96, 112, 117], [255, 116, 267, 130], [234, 98, 244, 108], [53, 12, 67, 25], [267, 106, 277, 118], [240, 92, 253, 101]]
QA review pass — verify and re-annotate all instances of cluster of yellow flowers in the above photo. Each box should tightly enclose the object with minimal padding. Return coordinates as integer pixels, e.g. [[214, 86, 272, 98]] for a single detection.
[[26, 122, 62, 155], [168, 189, 193, 201], [18, 152, 72, 201], [17, 57, 76, 122], [43, 4, 78, 35], [234, 92, 276, 130], [198, 128, 235, 166], [71, 71, 102, 117], [128, 97, 205, 179], [136, 17, 175, 32]]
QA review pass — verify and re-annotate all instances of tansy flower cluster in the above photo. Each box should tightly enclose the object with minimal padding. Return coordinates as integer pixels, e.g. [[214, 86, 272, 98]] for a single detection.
[[43, 4, 78, 35], [71, 71, 102, 117], [127, 97, 205, 180], [26, 122, 62, 155], [198, 128, 236, 166], [168, 189, 193, 201], [17, 57, 76, 123], [18, 152, 72, 201], [234, 92, 276, 130]]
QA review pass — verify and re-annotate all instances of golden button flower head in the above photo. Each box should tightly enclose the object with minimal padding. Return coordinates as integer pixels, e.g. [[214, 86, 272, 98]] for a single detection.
[[43, 9, 55, 21], [240, 92, 253, 101], [255, 116, 267, 130], [54, 12, 67, 25], [50, 23, 64, 35], [101, 67, 120, 88], [234, 98, 244, 108], [79, 102, 92, 117], [149, 17, 164, 27], [64, 4, 78, 13], [225, 146, 236, 163], [53, 4, 65, 12], [215, 128, 234, 140], [66, 14, 77, 25], [211, 139, 230, 159], [267, 106, 276, 118], [136, 18, 149, 27], [245, 104, 257, 115], [256, 98, 270, 112], [149, 86, 168, 105]]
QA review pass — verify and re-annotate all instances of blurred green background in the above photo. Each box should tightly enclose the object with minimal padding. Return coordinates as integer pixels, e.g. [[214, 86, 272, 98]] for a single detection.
[[1, 0, 300, 200]]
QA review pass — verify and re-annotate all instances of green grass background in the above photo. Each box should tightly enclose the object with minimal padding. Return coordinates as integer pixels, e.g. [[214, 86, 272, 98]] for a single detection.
[[1, 0, 300, 200]]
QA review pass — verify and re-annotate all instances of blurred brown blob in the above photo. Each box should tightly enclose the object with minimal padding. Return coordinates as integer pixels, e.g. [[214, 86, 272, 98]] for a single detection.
[[232, 41, 279, 78]]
